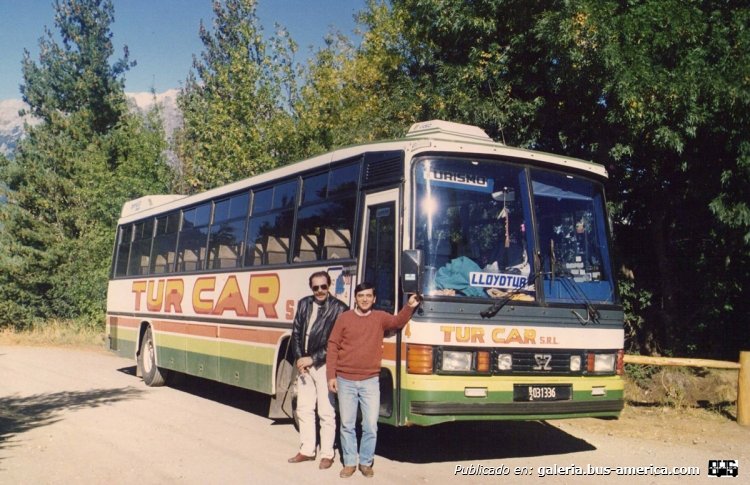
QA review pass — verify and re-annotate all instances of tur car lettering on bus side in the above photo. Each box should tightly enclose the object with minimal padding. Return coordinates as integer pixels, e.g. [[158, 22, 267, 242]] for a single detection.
[[131, 274, 280, 318], [440, 325, 537, 344]]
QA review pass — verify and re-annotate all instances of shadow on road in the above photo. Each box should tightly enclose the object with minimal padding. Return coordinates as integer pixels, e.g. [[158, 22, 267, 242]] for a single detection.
[[377, 420, 595, 463], [117, 366, 595, 462], [117, 366, 271, 417], [0, 387, 143, 459]]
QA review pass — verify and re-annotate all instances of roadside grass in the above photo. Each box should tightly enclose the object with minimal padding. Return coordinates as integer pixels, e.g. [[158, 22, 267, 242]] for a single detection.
[[624, 363, 738, 419], [0, 320, 105, 349]]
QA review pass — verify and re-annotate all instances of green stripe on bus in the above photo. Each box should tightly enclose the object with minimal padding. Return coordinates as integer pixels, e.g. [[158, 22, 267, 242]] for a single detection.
[[396, 387, 624, 426], [154, 346, 274, 394], [153, 332, 275, 365]]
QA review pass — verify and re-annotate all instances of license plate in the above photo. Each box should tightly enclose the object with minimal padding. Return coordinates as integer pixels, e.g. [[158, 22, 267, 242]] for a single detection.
[[513, 384, 571, 401]]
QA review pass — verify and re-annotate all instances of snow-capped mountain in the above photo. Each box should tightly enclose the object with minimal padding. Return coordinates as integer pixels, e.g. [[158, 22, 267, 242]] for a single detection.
[[0, 99, 40, 156], [127, 88, 182, 138], [0, 89, 182, 157]]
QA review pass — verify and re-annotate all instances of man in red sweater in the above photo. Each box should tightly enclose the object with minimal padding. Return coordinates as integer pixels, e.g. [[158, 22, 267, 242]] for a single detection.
[[327, 282, 420, 478]]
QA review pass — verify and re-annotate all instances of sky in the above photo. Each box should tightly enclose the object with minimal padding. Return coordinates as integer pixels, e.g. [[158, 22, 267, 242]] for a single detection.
[[0, 0, 366, 100]]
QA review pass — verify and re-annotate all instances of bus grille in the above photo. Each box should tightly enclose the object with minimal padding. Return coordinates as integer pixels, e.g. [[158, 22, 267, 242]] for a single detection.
[[501, 350, 582, 375]]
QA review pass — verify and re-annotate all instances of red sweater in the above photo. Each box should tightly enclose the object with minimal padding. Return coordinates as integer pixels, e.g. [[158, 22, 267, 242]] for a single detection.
[[326, 305, 414, 381]]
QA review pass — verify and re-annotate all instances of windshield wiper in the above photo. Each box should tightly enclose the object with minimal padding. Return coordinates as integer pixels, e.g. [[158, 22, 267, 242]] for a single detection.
[[547, 239, 600, 325], [480, 256, 540, 319], [557, 276, 601, 325]]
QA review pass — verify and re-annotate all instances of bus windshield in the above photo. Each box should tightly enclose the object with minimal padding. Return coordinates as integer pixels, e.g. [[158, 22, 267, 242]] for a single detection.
[[532, 169, 615, 304], [415, 158, 536, 301], [414, 158, 616, 305]]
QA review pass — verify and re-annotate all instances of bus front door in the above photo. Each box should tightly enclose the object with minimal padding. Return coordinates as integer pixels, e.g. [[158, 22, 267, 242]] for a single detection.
[[358, 189, 400, 419], [359, 189, 399, 313]]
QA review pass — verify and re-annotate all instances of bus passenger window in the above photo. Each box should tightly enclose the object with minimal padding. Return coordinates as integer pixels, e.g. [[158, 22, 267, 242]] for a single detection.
[[129, 219, 154, 276], [150, 212, 180, 274], [294, 164, 358, 263], [177, 203, 211, 272], [245, 208, 293, 266], [114, 224, 133, 277], [207, 192, 249, 269]]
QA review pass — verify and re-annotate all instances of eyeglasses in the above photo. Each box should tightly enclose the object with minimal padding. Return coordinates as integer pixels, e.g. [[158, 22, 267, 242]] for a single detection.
[[312, 284, 329, 292]]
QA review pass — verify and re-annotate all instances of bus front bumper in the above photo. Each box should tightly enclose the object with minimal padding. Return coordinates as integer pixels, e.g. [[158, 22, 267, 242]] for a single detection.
[[410, 398, 624, 416]]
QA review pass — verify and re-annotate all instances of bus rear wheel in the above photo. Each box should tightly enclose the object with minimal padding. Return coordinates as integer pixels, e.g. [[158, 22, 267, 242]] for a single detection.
[[140, 326, 166, 387]]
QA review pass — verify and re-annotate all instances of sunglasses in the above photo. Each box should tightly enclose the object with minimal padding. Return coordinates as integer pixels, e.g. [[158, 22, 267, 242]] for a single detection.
[[312, 284, 329, 292]]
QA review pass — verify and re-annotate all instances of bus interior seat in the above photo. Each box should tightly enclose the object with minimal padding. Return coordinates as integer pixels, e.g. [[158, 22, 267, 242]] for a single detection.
[[212, 244, 240, 268], [265, 236, 289, 264], [250, 243, 263, 265], [151, 254, 169, 274], [297, 233, 319, 262], [323, 228, 351, 259], [178, 247, 204, 271]]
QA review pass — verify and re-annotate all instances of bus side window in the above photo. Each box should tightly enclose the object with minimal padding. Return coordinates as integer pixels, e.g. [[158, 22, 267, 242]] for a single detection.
[[129, 219, 154, 276], [176, 203, 211, 272], [114, 224, 133, 277], [244, 182, 295, 266], [207, 192, 249, 269], [150, 212, 180, 274], [291, 161, 359, 263]]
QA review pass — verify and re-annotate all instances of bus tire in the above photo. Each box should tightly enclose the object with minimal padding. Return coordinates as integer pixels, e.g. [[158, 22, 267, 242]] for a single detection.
[[140, 326, 167, 387]]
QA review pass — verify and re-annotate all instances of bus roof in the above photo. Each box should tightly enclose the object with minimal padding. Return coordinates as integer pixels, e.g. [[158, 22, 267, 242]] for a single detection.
[[119, 120, 607, 221]]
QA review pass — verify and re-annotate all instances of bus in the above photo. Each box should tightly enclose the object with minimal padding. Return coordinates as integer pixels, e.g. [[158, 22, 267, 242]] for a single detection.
[[106, 120, 624, 426]]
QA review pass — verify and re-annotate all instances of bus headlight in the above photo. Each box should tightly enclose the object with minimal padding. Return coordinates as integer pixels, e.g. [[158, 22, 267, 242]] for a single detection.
[[441, 350, 473, 372], [497, 353, 512, 371], [570, 355, 582, 371]]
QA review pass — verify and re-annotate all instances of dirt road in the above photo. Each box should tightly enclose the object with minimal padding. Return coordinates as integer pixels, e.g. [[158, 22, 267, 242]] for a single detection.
[[1, 345, 747, 484]]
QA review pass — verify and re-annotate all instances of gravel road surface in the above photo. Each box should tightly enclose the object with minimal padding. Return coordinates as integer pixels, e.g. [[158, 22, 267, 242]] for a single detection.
[[1, 345, 747, 484]]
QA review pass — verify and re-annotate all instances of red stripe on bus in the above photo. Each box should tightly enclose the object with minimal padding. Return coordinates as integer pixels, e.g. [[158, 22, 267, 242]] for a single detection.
[[108, 315, 286, 345], [218, 326, 284, 345], [382, 341, 407, 362]]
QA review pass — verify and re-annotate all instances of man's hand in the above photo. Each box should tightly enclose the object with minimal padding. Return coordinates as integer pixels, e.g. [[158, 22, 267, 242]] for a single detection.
[[296, 356, 313, 373], [328, 378, 338, 393], [407, 293, 422, 308]]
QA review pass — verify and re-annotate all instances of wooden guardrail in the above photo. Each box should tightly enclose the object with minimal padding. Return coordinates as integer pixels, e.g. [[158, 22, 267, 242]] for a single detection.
[[623, 351, 749, 426]]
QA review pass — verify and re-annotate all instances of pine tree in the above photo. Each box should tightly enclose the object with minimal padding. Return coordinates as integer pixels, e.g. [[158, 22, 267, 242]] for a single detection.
[[0, 0, 173, 328], [20, 0, 134, 134]]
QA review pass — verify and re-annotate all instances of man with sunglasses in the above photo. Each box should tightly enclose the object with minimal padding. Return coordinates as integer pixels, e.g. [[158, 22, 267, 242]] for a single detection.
[[288, 271, 349, 469]]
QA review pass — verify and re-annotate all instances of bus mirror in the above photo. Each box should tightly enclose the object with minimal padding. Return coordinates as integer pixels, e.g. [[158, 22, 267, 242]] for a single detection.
[[401, 249, 423, 294]]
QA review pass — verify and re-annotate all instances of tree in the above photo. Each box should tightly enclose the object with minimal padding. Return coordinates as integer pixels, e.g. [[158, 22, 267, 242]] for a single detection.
[[292, 1, 420, 154], [353, 0, 750, 357], [20, 0, 134, 134], [174, 0, 299, 193], [0, 0, 173, 328]]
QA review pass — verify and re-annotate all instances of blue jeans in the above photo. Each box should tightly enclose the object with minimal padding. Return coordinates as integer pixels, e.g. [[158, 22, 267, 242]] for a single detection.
[[337, 376, 379, 466]]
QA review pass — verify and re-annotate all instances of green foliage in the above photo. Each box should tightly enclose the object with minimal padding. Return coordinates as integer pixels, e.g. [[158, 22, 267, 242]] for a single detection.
[[359, 0, 750, 358], [0, 0, 173, 329], [20, 0, 134, 134], [174, 0, 298, 193], [292, 1, 421, 152], [618, 278, 653, 353], [624, 363, 659, 389], [2, 0, 747, 360]]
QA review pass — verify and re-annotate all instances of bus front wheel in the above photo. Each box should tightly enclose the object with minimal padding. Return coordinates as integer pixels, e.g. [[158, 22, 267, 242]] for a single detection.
[[140, 326, 166, 387]]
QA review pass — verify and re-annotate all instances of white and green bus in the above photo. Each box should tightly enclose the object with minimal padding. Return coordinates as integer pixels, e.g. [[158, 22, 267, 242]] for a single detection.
[[107, 120, 623, 426]]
